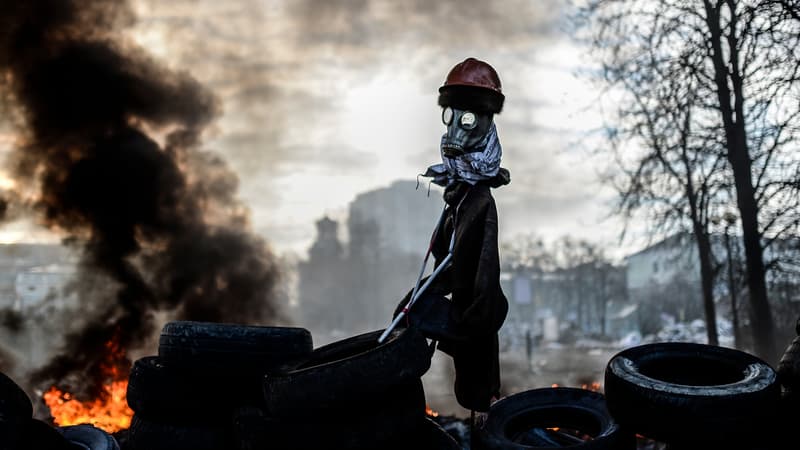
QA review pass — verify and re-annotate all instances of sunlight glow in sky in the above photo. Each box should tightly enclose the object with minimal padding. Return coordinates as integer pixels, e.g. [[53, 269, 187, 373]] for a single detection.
[[0, 0, 647, 259]]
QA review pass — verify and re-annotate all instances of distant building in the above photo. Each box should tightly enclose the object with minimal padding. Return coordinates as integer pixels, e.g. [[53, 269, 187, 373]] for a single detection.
[[298, 180, 445, 341], [500, 261, 629, 348], [297, 217, 347, 335], [0, 243, 79, 371], [625, 232, 800, 340], [625, 233, 704, 332], [626, 233, 700, 296], [349, 180, 443, 255], [0, 243, 77, 310]]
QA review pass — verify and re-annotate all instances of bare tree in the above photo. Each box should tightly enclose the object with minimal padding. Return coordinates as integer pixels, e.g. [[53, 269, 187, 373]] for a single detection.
[[601, 58, 727, 345], [502, 235, 622, 336], [579, 0, 800, 360], [501, 233, 557, 273], [551, 237, 615, 335]]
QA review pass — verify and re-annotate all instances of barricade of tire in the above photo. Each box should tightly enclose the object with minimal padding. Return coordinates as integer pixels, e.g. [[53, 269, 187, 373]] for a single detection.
[[604, 342, 781, 448], [126, 321, 314, 450], [1, 371, 119, 450], [420, 416, 462, 450], [234, 327, 435, 450], [475, 387, 636, 450]]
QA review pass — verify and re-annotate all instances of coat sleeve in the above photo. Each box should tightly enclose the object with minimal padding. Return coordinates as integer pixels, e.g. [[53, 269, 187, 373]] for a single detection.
[[392, 265, 453, 319], [459, 197, 508, 336]]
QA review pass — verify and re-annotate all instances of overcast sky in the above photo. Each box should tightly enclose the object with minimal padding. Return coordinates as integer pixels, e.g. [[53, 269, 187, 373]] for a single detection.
[[2, 0, 645, 258]]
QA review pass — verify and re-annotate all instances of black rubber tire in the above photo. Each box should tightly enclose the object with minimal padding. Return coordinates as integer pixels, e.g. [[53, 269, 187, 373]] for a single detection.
[[60, 424, 120, 450], [0, 371, 32, 421], [263, 327, 432, 417], [127, 414, 230, 450], [235, 381, 427, 450], [126, 356, 262, 422], [16, 419, 74, 450], [1, 372, 33, 450], [477, 387, 635, 450], [604, 342, 780, 445], [418, 417, 461, 450], [158, 321, 313, 372]]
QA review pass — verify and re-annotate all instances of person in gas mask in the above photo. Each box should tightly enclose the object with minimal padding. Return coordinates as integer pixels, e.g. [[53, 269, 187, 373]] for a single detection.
[[395, 57, 509, 414]]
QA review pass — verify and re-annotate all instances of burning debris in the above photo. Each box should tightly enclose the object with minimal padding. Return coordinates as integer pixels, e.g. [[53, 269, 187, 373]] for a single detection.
[[42, 332, 133, 432], [0, 0, 283, 401], [43, 379, 132, 433]]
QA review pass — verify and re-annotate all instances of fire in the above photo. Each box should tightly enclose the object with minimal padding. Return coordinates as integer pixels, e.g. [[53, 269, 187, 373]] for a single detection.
[[43, 333, 133, 433], [43, 380, 133, 433], [425, 404, 439, 417], [581, 381, 602, 392]]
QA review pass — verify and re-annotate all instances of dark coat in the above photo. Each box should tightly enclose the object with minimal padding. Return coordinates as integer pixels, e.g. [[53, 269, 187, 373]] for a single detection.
[[398, 178, 509, 411]]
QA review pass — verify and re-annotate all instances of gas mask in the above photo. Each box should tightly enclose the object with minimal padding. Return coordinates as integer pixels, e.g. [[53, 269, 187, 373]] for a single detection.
[[440, 106, 494, 158]]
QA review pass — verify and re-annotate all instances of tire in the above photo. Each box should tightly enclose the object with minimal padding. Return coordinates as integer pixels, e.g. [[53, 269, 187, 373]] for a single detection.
[[234, 411, 425, 450], [604, 342, 780, 445], [418, 417, 461, 450], [127, 414, 230, 450], [126, 356, 261, 422], [235, 381, 427, 450], [263, 327, 432, 417], [477, 388, 635, 450], [16, 419, 73, 450], [1, 372, 33, 449], [60, 424, 119, 450], [0, 371, 32, 421], [158, 321, 313, 372]]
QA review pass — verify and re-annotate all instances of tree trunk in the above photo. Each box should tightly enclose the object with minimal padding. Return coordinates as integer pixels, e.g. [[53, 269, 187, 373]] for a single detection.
[[724, 229, 742, 348], [732, 169, 777, 359], [703, 0, 777, 360], [694, 227, 719, 345]]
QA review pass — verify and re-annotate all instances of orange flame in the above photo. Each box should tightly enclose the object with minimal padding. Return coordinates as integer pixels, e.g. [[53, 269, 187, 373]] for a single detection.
[[580, 381, 602, 392], [425, 404, 439, 417], [43, 380, 133, 433], [43, 333, 133, 433]]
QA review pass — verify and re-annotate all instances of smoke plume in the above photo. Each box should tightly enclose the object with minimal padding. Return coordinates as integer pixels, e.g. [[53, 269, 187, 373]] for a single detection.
[[0, 0, 283, 396]]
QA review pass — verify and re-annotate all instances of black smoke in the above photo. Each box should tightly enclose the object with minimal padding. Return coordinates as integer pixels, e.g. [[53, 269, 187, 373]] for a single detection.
[[0, 0, 283, 396]]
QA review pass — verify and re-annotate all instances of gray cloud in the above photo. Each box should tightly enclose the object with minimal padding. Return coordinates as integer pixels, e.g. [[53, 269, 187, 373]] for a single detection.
[[130, 0, 576, 252]]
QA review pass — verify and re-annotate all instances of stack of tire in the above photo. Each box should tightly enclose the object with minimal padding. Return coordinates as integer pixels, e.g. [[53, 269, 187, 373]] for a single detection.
[[603, 342, 782, 449], [1, 372, 119, 450], [235, 327, 458, 450], [126, 321, 314, 450]]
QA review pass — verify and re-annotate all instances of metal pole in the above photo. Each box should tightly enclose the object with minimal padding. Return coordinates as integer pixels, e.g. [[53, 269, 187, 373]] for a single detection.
[[378, 252, 453, 343]]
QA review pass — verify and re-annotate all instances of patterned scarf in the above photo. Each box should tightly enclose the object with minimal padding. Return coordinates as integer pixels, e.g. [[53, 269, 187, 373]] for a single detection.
[[423, 123, 503, 187]]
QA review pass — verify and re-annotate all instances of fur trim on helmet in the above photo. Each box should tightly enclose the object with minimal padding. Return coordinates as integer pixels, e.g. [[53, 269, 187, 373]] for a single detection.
[[438, 85, 504, 114]]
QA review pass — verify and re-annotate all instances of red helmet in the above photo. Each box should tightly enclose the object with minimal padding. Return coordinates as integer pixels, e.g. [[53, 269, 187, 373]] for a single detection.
[[438, 58, 504, 114]]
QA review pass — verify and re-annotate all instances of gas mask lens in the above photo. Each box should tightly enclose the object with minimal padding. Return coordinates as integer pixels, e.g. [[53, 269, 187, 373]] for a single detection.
[[442, 107, 453, 125], [460, 112, 477, 129]]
